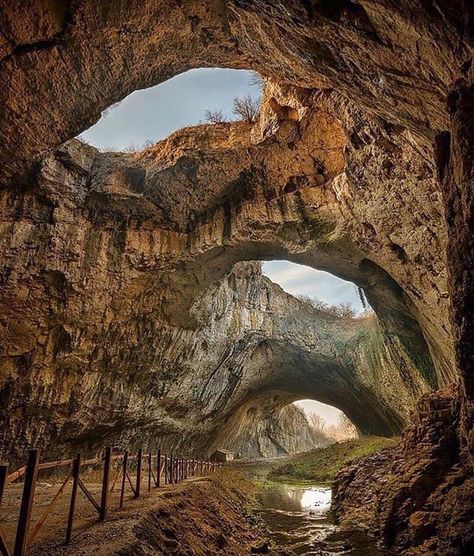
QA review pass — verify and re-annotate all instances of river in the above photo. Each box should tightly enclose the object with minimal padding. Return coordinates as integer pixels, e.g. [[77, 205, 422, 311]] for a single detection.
[[257, 483, 383, 555]]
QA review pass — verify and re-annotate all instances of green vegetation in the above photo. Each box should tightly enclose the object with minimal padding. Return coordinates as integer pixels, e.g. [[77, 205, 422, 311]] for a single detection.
[[268, 436, 398, 484]]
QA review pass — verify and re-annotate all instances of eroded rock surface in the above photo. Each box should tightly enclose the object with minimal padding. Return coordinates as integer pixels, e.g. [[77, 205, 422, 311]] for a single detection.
[[0, 95, 436, 461], [226, 403, 328, 459], [1, 2, 474, 554], [333, 385, 473, 554]]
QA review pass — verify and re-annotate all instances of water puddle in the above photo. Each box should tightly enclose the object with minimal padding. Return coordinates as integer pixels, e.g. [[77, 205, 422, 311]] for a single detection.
[[257, 483, 383, 555]]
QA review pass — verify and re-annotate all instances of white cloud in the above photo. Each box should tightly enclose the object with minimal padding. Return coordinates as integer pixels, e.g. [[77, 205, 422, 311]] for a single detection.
[[262, 260, 363, 311]]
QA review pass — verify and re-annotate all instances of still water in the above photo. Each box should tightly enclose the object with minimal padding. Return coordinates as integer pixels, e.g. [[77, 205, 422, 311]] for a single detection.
[[257, 484, 383, 555]]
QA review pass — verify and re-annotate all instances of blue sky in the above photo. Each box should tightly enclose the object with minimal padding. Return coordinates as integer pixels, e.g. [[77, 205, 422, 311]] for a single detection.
[[80, 68, 358, 425], [80, 68, 261, 151], [80, 68, 362, 314], [262, 261, 362, 311]]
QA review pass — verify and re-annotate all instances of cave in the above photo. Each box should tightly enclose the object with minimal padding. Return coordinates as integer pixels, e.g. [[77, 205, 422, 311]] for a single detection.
[[1, 2, 474, 554]]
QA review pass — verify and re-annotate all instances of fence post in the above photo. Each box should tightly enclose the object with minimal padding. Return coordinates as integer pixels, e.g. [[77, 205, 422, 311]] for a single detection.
[[120, 451, 128, 508], [157, 450, 161, 487], [0, 464, 9, 556], [135, 449, 142, 498], [164, 454, 168, 485], [0, 465, 6, 506], [148, 452, 152, 492], [99, 447, 112, 521], [14, 449, 40, 556], [65, 453, 81, 545]]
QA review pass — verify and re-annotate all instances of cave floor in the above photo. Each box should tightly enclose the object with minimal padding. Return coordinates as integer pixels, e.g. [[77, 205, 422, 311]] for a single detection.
[[0, 474, 264, 555]]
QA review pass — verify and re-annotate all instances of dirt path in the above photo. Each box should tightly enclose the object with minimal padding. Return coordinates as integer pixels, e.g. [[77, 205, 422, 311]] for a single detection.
[[0, 470, 164, 552], [1, 471, 264, 555]]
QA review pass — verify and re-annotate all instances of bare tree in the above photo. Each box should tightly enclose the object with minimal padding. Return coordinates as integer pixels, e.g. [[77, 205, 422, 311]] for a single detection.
[[309, 413, 327, 435], [323, 413, 358, 442], [232, 95, 260, 123], [249, 72, 264, 91], [204, 108, 226, 124], [297, 295, 357, 320], [338, 413, 358, 439]]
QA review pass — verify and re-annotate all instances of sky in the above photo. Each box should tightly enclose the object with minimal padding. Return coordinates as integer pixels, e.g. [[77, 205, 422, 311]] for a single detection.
[[262, 261, 363, 311], [80, 68, 261, 151], [80, 67, 363, 312], [295, 400, 342, 426], [80, 68, 360, 424]]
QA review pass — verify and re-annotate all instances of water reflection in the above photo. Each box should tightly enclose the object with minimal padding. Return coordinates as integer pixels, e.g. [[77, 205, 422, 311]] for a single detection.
[[257, 484, 383, 555], [301, 487, 331, 513]]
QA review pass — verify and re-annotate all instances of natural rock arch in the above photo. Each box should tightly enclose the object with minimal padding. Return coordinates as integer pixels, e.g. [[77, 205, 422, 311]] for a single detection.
[[0, 91, 440, 459], [1, 2, 474, 552]]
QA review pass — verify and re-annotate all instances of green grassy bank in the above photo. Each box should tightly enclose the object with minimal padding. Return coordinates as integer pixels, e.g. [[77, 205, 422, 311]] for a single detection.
[[268, 436, 398, 484]]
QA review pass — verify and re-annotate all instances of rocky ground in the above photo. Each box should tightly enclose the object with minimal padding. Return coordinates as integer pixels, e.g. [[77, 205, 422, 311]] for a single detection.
[[1, 472, 270, 556], [1, 2, 474, 554], [333, 386, 474, 554]]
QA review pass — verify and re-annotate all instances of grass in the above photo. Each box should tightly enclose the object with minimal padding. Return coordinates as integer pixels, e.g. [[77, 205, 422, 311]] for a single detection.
[[267, 436, 398, 485], [214, 467, 259, 500]]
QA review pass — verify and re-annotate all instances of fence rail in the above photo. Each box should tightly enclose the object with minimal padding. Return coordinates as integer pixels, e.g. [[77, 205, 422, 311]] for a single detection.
[[0, 447, 223, 556]]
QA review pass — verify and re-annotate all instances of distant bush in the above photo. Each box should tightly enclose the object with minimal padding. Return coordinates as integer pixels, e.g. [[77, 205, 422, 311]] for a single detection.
[[204, 108, 227, 124], [297, 295, 357, 319]]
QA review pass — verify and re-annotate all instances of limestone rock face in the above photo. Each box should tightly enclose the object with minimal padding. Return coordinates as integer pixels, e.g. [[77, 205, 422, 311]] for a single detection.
[[333, 385, 473, 554], [1, 2, 474, 554], [0, 97, 436, 461], [227, 404, 328, 459]]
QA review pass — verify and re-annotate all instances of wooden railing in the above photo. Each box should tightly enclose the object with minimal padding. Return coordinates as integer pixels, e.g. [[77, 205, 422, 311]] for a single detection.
[[0, 448, 222, 556]]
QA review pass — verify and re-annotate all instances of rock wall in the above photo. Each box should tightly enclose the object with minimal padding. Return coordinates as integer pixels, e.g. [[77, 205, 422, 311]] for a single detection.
[[225, 404, 328, 459], [333, 385, 473, 554], [1, 2, 474, 554], [0, 95, 435, 461]]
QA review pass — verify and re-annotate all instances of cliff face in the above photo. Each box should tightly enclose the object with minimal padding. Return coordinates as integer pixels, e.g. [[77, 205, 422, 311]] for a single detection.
[[333, 384, 474, 554], [0, 97, 435, 461], [1, 2, 474, 554], [226, 404, 328, 459]]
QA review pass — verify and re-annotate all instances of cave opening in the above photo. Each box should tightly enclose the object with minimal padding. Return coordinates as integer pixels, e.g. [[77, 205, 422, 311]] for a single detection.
[[219, 396, 359, 460], [294, 399, 358, 444], [77, 67, 262, 151], [0, 4, 472, 553], [262, 260, 372, 315]]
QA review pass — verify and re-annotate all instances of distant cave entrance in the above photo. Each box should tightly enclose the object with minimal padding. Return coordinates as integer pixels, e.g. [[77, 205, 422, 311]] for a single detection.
[[221, 399, 359, 460], [294, 399, 358, 444], [202, 259, 407, 460]]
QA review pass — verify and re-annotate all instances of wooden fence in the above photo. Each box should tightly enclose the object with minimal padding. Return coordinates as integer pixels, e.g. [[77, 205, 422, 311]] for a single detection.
[[0, 447, 222, 556]]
